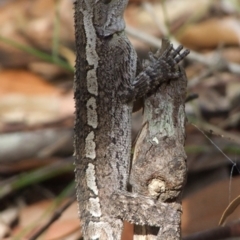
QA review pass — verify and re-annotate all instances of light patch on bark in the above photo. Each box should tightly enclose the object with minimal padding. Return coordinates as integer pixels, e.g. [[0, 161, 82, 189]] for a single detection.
[[82, 2, 99, 96], [178, 105, 185, 127], [88, 221, 115, 240], [86, 163, 98, 195], [87, 97, 98, 128], [85, 131, 96, 159], [152, 137, 159, 144], [88, 197, 102, 217], [159, 104, 174, 137], [147, 103, 175, 138], [148, 179, 166, 197]]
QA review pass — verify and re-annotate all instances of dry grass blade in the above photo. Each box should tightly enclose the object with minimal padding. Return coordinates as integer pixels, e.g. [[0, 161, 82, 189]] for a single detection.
[[219, 195, 240, 225]]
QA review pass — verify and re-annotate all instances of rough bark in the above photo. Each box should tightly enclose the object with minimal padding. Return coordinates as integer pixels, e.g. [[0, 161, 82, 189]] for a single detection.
[[130, 40, 188, 239]]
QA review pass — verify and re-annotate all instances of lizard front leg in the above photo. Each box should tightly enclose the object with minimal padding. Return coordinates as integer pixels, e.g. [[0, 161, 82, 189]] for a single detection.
[[110, 191, 181, 227], [120, 43, 189, 103]]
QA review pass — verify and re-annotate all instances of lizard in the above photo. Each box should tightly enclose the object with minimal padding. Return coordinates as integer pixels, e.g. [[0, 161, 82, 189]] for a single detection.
[[73, 0, 189, 239]]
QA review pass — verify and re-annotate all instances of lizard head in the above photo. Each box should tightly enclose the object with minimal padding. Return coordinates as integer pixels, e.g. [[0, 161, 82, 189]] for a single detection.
[[93, 0, 129, 37]]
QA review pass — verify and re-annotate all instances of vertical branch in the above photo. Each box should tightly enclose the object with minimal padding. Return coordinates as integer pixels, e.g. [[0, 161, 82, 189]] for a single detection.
[[130, 40, 188, 239]]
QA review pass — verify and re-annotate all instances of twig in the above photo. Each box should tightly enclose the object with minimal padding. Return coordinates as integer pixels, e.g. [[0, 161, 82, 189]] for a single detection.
[[131, 40, 188, 239], [195, 121, 240, 146], [37, 133, 71, 158], [28, 195, 76, 240], [142, 2, 168, 36], [185, 93, 199, 103], [183, 220, 240, 240], [0, 128, 73, 163]]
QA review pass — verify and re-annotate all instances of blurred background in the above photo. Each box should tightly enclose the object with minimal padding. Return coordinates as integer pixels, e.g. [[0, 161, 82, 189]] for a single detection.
[[0, 0, 240, 239]]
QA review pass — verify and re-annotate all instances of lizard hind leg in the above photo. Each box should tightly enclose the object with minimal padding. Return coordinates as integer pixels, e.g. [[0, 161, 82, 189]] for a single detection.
[[110, 191, 181, 227]]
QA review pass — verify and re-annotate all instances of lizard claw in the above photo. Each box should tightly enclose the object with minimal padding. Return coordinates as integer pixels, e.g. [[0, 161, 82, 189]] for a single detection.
[[171, 45, 184, 59], [147, 40, 189, 82], [148, 51, 157, 62], [174, 49, 190, 64]]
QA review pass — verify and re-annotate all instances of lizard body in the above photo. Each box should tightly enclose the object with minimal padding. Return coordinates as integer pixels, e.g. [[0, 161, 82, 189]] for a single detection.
[[74, 1, 186, 239]]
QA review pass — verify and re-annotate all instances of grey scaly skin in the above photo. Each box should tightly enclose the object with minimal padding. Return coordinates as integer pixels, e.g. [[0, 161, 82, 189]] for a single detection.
[[73, 0, 188, 239]]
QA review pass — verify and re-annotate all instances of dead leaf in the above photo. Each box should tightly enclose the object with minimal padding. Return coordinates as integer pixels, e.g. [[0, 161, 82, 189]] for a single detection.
[[0, 70, 74, 125], [13, 199, 80, 240], [178, 17, 240, 49], [182, 176, 240, 235], [0, 70, 60, 96]]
